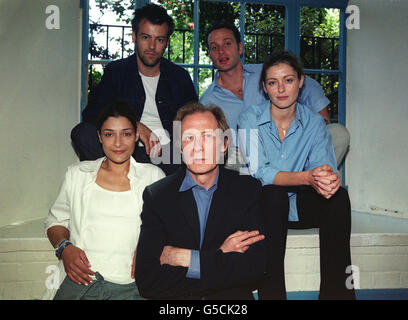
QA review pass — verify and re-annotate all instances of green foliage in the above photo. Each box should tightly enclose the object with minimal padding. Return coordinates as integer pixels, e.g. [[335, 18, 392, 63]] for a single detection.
[[88, 1, 341, 116]]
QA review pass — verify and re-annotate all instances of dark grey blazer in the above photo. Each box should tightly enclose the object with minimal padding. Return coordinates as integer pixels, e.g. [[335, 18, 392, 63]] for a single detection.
[[135, 165, 266, 300]]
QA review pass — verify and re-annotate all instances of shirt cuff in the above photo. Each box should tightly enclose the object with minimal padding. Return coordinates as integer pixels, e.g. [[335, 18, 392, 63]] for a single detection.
[[186, 249, 200, 279]]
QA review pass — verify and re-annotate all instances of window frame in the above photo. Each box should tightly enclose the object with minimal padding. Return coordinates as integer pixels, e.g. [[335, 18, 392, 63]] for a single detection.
[[81, 0, 348, 124]]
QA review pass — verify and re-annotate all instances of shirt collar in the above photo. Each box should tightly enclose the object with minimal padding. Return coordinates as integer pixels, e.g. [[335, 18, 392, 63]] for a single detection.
[[179, 167, 219, 192], [257, 101, 273, 126], [256, 101, 306, 129], [213, 63, 255, 89]]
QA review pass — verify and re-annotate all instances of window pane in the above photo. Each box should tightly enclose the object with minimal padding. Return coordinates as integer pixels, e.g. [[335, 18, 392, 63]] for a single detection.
[[152, 0, 195, 63], [198, 67, 215, 97], [89, 0, 135, 60], [306, 73, 339, 123], [199, 1, 240, 64], [300, 7, 340, 70], [167, 27, 194, 64], [244, 3, 285, 64]]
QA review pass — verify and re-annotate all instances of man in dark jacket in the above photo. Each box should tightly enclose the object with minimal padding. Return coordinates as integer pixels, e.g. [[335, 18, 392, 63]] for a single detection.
[[71, 4, 197, 175], [135, 103, 288, 299]]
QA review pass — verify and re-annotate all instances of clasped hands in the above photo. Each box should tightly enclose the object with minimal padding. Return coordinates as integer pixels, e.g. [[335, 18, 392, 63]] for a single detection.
[[309, 164, 341, 199], [159, 230, 265, 268]]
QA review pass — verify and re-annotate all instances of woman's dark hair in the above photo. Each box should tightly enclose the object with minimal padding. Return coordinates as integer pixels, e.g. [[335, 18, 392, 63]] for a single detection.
[[131, 4, 175, 39], [260, 50, 305, 97], [95, 101, 138, 133]]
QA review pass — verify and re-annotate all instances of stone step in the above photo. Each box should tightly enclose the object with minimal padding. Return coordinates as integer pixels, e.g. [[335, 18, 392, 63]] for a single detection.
[[1, 211, 407, 299]]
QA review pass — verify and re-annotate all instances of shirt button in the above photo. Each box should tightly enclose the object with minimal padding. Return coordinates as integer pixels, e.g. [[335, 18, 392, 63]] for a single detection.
[[281, 154, 284, 158]]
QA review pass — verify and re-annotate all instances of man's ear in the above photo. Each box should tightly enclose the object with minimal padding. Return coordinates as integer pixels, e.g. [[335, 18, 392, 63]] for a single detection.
[[299, 74, 305, 89], [223, 136, 229, 153], [132, 31, 136, 44], [238, 42, 243, 56]]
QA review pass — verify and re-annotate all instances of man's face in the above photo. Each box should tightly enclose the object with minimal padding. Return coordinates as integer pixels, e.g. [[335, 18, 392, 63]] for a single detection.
[[132, 18, 169, 68], [207, 28, 243, 72], [181, 111, 228, 176]]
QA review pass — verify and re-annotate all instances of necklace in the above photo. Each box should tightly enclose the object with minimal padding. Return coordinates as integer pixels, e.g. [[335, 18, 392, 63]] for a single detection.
[[278, 126, 289, 137]]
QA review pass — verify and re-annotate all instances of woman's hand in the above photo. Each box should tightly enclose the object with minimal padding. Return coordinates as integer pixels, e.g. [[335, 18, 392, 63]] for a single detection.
[[131, 249, 136, 279], [61, 245, 95, 286], [220, 230, 265, 253], [308, 165, 341, 199]]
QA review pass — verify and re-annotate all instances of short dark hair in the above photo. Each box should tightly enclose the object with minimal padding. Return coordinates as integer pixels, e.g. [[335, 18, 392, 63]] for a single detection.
[[131, 4, 175, 39], [96, 101, 138, 133], [260, 50, 305, 96], [205, 20, 241, 50]]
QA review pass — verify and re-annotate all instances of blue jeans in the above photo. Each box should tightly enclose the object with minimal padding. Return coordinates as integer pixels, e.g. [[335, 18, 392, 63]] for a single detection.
[[54, 272, 144, 300]]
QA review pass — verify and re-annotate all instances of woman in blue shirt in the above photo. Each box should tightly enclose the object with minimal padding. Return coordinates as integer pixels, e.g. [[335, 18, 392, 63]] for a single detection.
[[238, 51, 355, 300]]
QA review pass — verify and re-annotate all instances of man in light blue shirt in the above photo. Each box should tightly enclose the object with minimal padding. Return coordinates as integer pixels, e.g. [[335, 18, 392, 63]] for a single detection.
[[179, 167, 219, 278], [200, 21, 349, 168]]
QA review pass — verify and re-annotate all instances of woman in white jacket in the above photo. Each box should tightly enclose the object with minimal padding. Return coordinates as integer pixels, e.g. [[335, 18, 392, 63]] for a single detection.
[[43, 101, 165, 300]]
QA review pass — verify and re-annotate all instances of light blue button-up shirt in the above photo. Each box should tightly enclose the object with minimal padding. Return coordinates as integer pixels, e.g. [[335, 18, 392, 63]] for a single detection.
[[178, 168, 219, 279], [238, 102, 337, 221], [200, 64, 329, 146]]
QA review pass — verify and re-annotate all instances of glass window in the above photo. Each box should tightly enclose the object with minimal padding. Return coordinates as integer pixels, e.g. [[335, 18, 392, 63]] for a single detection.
[[82, 0, 347, 125], [244, 3, 285, 64], [301, 7, 341, 123]]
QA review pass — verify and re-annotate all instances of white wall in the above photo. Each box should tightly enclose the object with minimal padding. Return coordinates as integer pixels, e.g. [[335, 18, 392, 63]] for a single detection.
[[0, 0, 81, 227], [346, 0, 408, 218]]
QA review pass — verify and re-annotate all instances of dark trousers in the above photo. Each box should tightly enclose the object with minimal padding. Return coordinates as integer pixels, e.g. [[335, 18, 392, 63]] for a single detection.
[[258, 185, 356, 300], [71, 122, 180, 176]]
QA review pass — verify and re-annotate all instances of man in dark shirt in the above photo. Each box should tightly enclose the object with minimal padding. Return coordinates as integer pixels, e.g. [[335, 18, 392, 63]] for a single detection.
[[71, 4, 197, 175], [135, 102, 289, 299]]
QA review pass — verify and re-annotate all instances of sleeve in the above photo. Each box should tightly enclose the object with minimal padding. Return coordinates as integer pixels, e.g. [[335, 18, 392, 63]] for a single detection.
[[82, 63, 117, 124], [199, 89, 210, 106], [135, 187, 202, 299], [186, 250, 200, 279], [238, 111, 280, 186], [199, 186, 266, 291], [181, 69, 198, 104], [298, 76, 330, 113], [305, 117, 339, 174], [154, 166, 166, 181], [44, 167, 73, 234]]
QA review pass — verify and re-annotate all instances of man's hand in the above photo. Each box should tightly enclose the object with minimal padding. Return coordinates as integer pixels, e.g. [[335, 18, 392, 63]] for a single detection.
[[220, 230, 265, 253], [160, 246, 191, 268], [308, 164, 341, 199], [61, 245, 95, 286], [136, 121, 162, 157]]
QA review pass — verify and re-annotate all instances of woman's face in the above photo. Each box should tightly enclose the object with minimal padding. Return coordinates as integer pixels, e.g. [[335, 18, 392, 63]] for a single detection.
[[263, 62, 304, 111], [98, 116, 137, 165]]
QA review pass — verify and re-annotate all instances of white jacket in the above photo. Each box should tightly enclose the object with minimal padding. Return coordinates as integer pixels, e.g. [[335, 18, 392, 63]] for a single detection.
[[41, 157, 165, 299]]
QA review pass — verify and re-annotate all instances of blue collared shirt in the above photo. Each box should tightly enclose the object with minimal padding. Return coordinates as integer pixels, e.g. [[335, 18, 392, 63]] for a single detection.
[[238, 102, 337, 221], [178, 168, 219, 279], [200, 64, 329, 146]]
